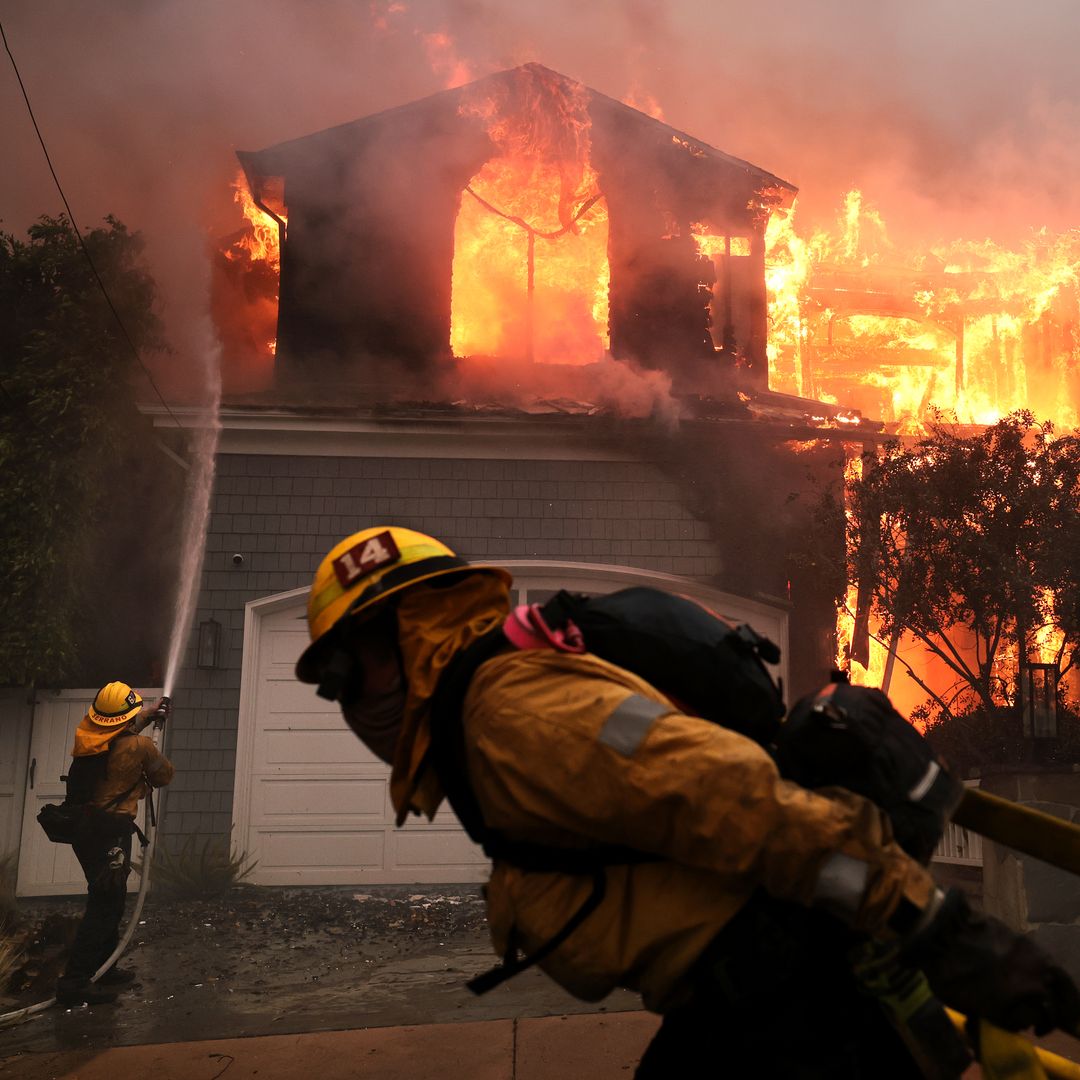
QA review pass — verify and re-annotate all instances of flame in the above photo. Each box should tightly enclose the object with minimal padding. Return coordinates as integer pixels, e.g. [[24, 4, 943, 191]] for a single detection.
[[420, 30, 474, 89], [834, 443, 1073, 720], [212, 171, 286, 389], [228, 172, 285, 273], [623, 87, 665, 121], [450, 70, 610, 365], [762, 210, 812, 396], [776, 192, 1080, 708], [766, 190, 1080, 433], [835, 451, 890, 692], [1032, 588, 1065, 666]]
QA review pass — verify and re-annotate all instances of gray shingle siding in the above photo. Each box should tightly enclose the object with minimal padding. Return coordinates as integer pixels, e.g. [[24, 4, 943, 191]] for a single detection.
[[162, 452, 720, 849]]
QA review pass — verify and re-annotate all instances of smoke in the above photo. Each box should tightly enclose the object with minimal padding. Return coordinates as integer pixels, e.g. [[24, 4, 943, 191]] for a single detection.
[[3, 0, 1080, 398], [439, 354, 678, 424]]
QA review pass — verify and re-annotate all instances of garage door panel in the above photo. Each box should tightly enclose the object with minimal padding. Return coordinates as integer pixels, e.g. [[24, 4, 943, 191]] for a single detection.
[[259, 677, 339, 714], [254, 776, 387, 818], [261, 727, 376, 766], [391, 828, 485, 869], [257, 828, 386, 870], [266, 628, 307, 666]]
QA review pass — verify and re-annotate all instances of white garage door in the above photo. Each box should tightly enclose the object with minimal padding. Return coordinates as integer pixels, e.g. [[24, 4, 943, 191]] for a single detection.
[[236, 603, 487, 886], [234, 561, 788, 887]]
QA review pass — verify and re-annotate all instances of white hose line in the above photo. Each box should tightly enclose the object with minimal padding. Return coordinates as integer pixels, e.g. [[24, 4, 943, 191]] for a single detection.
[[92, 791, 157, 982], [0, 726, 164, 1028]]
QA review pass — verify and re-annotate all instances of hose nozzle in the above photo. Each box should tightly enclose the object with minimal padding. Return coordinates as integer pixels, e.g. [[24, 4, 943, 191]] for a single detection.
[[151, 695, 172, 728]]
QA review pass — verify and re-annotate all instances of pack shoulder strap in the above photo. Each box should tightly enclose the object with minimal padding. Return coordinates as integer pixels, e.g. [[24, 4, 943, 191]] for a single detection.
[[427, 625, 657, 994]]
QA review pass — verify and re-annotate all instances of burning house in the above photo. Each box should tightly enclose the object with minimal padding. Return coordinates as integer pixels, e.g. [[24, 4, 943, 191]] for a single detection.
[[11, 66, 862, 894], [218, 63, 795, 396]]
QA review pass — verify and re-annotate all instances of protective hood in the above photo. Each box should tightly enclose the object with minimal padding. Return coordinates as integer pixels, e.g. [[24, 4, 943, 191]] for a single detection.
[[390, 571, 510, 822], [71, 715, 127, 757]]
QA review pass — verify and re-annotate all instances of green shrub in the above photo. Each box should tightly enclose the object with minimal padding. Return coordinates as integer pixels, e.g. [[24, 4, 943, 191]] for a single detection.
[[144, 836, 258, 899]]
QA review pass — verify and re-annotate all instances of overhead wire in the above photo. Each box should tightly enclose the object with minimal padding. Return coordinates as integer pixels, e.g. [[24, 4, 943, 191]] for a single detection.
[[0, 18, 184, 430]]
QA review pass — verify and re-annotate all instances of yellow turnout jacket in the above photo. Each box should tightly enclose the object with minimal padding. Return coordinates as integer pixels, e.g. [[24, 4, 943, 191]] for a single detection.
[[391, 574, 935, 1013], [71, 721, 175, 819]]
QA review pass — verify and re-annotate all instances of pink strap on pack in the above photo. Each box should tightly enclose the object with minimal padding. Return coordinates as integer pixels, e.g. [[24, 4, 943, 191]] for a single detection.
[[503, 604, 586, 654]]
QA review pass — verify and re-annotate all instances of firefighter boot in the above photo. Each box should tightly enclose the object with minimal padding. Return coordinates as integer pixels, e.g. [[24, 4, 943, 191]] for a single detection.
[[55, 978, 119, 1007], [97, 965, 137, 987]]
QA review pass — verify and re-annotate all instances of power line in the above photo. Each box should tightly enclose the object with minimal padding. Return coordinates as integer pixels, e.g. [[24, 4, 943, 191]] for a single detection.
[[0, 19, 184, 430]]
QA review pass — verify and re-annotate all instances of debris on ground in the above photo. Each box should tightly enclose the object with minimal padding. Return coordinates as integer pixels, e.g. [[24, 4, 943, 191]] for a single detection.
[[1, 882, 634, 1058]]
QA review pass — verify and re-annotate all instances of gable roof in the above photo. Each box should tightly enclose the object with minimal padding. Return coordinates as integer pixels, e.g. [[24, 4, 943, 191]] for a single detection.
[[238, 62, 796, 208]]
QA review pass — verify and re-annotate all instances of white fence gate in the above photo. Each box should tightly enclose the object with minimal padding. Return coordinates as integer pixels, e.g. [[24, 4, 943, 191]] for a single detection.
[[932, 780, 983, 866]]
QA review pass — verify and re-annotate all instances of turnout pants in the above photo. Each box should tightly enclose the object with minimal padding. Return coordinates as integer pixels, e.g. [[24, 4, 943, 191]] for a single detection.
[[60, 831, 132, 984], [635, 895, 927, 1080]]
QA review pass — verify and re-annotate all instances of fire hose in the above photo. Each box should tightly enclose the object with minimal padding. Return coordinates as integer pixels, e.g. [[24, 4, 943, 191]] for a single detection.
[[0, 711, 169, 1028], [946, 1009, 1080, 1080], [953, 787, 1080, 876]]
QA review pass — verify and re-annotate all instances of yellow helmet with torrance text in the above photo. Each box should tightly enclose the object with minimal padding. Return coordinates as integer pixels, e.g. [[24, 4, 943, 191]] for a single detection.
[[296, 525, 511, 683]]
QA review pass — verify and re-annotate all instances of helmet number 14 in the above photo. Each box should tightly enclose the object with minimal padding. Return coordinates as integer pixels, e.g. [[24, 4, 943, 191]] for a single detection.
[[332, 530, 402, 587]]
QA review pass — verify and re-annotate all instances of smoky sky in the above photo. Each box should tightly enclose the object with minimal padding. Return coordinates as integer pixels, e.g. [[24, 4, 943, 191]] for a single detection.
[[3, 0, 1079, 385]]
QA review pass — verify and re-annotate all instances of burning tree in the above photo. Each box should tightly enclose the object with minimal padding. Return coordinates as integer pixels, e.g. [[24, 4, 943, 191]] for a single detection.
[[841, 413, 1080, 766]]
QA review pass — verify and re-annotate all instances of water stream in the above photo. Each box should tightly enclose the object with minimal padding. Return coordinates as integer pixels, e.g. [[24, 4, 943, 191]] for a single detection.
[[162, 338, 222, 697]]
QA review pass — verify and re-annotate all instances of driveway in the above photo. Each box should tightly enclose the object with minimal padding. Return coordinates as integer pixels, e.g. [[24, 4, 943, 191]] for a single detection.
[[1, 884, 640, 1056]]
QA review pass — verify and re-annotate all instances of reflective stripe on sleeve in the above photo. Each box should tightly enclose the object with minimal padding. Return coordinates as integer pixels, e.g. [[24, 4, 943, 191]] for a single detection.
[[597, 695, 672, 757], [907, 760, 941, 803]]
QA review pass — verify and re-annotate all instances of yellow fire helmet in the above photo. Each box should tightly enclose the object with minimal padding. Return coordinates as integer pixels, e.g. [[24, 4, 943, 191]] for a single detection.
[[87, 681, 144, 728], [296, 525, 512, 684]]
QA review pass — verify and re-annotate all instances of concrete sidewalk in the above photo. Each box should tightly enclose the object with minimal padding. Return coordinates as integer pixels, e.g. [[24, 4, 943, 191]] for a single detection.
[[3, 1012, 663, 1080]]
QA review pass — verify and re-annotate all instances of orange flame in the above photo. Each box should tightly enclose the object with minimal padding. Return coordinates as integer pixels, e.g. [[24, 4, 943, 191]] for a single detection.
[[420, 30, 474, 89], [450, 70, 610, 365], [215, 171, 285, 379], [1032, 588, 1065, 667], [228, 172, 285, 273], [766, 190, 1080, 432], [779, 192, 1080, 706]]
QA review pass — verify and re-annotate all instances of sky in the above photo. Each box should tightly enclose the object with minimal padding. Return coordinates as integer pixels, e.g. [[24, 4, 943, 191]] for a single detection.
[[3, 0, 1080, 380]]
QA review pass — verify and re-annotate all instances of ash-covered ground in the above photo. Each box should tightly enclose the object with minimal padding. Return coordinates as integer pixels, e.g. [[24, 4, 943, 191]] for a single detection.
[[1, 885, 638, 1056]]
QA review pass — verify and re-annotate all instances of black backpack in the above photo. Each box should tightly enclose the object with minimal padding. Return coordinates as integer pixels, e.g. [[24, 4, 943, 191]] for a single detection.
[[37, 737, 144, 845], [537, 588, 785, 745], [426, 586, 786, 992]]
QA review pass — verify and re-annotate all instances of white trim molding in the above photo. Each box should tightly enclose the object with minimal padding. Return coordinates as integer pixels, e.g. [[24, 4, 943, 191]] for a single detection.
[[146, 405, 643, 461]]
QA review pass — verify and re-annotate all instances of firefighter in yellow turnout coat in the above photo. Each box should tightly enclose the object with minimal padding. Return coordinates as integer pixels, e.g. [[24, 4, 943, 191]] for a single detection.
[[57, 683, 174, 1007], [297, 526, 1079, 1077]]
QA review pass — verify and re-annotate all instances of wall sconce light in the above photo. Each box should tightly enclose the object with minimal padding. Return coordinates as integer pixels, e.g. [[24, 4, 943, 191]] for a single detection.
[[1020, 661, 1058, 740], [196, 617, 223, 670]]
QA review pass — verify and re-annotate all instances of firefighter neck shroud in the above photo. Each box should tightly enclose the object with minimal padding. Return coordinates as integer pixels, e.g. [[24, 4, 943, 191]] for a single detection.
[[392, 573, 511, 822]]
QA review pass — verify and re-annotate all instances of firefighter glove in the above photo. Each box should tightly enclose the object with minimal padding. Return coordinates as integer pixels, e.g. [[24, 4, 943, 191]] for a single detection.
[[903, 888, 1080, 1036]]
